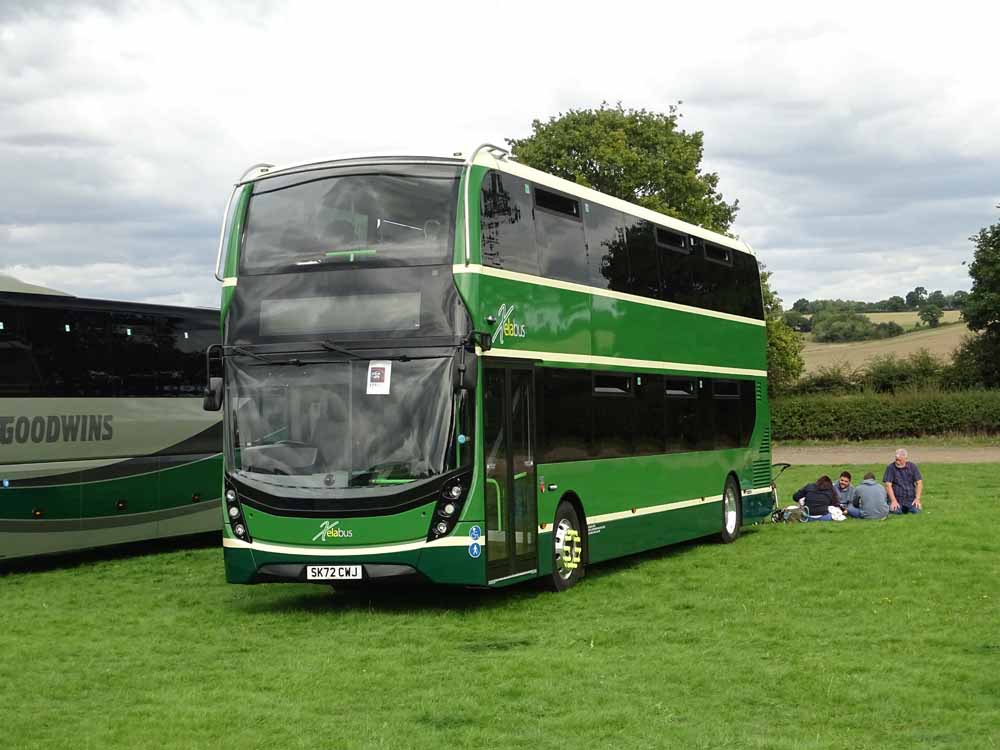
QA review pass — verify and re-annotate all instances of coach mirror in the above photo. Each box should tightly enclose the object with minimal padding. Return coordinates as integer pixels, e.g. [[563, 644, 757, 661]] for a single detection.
[[203, 377, 223, 412]]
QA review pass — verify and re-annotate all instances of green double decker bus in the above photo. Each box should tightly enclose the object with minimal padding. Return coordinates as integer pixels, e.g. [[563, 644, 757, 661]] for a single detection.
[[0, 275, 223, 561], [209, 146, 774, 590]]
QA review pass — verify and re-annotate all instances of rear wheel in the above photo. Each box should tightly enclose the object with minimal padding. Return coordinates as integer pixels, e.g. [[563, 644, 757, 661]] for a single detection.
[[548, 501, 586, 591], [719, 475, 742, 543]]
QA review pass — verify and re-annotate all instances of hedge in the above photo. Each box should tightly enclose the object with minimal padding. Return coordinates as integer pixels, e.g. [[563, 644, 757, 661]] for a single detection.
[[771, 389, 1000, 441]]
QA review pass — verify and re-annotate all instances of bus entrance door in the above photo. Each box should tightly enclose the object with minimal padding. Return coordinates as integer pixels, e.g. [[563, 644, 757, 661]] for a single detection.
[[483, 365, 538, 585]]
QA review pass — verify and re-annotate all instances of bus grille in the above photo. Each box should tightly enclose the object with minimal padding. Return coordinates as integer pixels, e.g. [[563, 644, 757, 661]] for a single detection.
[[753, 459, 772, 488], [753, 424, 772, 487]]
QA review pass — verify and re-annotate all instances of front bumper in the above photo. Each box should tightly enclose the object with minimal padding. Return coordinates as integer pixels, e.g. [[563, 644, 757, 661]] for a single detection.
[[223, 526, 484, 585]]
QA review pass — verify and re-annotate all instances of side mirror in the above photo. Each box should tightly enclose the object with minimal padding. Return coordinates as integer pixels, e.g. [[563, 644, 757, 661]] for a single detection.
[[453, 352, 478, 392], [203, 377, 223, 412]]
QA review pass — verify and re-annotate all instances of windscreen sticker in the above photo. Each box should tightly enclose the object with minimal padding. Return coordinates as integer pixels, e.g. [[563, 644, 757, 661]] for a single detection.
[[366, 361, 392, 395]]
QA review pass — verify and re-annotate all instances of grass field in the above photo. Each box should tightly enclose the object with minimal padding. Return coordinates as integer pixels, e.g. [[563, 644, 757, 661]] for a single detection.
[[2, 464, 998, 750], [801, 323, 971, 373]]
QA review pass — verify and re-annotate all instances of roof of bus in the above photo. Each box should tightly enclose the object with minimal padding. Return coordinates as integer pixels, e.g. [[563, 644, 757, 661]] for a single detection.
[[238, 152, 753, 256], [0, 274, 72, 297]]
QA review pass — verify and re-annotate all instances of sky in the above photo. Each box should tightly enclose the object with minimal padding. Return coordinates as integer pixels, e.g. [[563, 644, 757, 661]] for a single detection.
[[2, 1, 998, 309]]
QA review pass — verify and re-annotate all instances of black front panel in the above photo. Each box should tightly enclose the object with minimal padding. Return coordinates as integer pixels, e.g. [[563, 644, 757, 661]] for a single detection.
[[226, 265, 461, 346]]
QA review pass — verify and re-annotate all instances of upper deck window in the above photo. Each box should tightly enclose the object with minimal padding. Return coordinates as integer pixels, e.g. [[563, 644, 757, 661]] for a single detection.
[[241, 165, 461, 274]]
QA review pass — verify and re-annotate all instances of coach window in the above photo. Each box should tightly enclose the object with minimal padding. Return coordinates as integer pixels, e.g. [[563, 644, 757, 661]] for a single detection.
[[481, 171, 539, 275], [712, 379, 741, 449], [534, 186, 588, 284], [0, 308, 38, 397], [111, 312, 159, 395], [584, 202, 629, 292], [71, 310, 112, 396], [664, 377, 698, 452], [624, 218, 661, 299], [634, 374, 666, 455], [538, 368, 592, 462]]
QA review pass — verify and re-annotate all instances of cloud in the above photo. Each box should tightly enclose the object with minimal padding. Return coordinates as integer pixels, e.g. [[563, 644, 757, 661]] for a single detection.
[[0, 1, 998, 309]]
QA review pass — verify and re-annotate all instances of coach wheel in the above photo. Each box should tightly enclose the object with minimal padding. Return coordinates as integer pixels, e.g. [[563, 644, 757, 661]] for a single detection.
[[549, 501, 586, 592], [719, 476, 742, 543]]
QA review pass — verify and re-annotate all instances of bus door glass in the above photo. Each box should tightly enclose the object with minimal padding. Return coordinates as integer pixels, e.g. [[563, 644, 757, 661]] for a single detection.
[[483, 365, 537, 582]]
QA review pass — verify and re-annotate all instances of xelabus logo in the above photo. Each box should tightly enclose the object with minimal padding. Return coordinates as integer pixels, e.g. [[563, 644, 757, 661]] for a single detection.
[[312, 520, 354, 542], [492, 303, 527, 345]]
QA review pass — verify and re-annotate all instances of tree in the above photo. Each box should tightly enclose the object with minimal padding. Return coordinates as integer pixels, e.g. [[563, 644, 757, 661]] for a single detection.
[[886, 295, 907, 312], [507, 102, 738, 233], [927, 290, 947, 308], [918, 304, 943, 328], [758, 265, 804, 393], [963, 215, 1000, 335], [783, 310, 811, 332], [958, 210, 1000, 386], [905, 286, 927, 309], [792, 298, 812, 313], [951, 290, 969, 309]]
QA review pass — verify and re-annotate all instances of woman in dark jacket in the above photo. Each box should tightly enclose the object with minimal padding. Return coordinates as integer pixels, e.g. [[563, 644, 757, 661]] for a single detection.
[[792, 475, 837, 517]]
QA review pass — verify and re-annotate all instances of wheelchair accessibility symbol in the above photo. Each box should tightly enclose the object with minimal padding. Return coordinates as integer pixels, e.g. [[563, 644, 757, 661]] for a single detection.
[[469, 525, 482, 541], [468, 542, 481, 559]]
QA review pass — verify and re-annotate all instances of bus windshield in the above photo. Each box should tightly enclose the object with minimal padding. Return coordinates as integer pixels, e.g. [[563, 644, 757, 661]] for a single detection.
[[241, 166, 461, 273], [225, 355, 465, 491]]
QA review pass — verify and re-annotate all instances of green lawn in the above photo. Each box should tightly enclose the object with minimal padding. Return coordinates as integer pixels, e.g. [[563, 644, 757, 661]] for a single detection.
[[2, 464, 998, 750]]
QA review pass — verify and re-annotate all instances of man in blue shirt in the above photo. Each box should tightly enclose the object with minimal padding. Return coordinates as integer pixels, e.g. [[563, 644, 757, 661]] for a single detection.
[[883, 448, 923, 514]]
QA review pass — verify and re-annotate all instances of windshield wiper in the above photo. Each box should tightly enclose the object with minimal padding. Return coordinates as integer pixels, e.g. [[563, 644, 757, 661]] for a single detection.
[[321, 341, 363, 359], [229, 346, 270, 363]]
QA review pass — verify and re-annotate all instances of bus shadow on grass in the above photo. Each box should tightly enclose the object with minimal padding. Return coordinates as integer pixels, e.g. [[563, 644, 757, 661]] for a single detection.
[[239, 577, 548, 616], [582, 527, 762, 582], [0, 531, 221, 576], [241, 529, 758, 616]]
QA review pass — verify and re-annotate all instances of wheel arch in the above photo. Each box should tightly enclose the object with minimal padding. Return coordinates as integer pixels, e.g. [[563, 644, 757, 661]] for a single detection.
[[725, 470, 744, 529]]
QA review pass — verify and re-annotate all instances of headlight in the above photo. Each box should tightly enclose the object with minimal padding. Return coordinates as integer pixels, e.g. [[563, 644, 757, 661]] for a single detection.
[[228, 506, 240, 519], [234, 523, 247, 538], [225, 489, 236, 503], [445, 484, 462, 500], [441, 502, 457, 517], [435, 521, 449, 535]]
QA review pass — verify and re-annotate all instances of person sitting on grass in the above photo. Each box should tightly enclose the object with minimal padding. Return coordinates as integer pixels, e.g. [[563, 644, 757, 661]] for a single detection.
[[847, 472, 890, 520], [832, 471, 857, 510], [884, 448, 923, 514], [793, 475, 837, 521]]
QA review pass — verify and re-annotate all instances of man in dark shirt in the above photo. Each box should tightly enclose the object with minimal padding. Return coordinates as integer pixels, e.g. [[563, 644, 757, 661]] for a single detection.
[[883, 448, 923, 514]]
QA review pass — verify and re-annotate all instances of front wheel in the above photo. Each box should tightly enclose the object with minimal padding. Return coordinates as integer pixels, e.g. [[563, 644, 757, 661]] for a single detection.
[[548, 501, 586, 592], [719, 476, 742, 543]]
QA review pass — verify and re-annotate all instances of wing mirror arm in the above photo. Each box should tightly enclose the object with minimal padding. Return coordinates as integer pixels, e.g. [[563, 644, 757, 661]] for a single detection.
[[203, 344, 224, 412]]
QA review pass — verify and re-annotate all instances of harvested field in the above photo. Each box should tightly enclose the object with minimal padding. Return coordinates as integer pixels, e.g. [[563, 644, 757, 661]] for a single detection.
[[866, 310, 963, 328], [801, 323, 971, 373]]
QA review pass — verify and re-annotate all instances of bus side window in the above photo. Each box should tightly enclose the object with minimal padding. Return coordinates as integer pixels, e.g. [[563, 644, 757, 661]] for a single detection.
[[624, 219, 660, 299], [534, 186, 588, 285], [657, 226, 695, 307], [592, 372, 635, 458], [634, 374, 666, 455], [538, 368, 591, 462], [711, 379, 741, 449], [741, 380, 758, 445], [664, 377, 699, 452], [736, 253, 765, 320], [480, 171, 539, 275], [583, 203, 629, 292]]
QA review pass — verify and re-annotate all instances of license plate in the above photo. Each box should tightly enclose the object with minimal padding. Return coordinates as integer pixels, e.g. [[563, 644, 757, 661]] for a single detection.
[[306, 565, 363, 581]]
